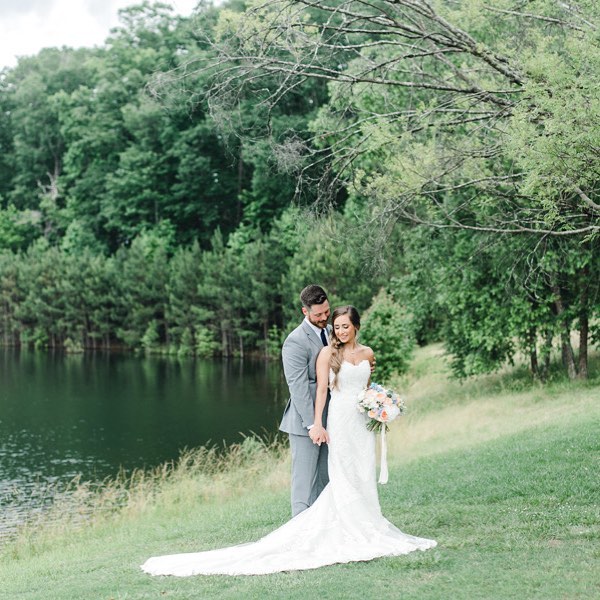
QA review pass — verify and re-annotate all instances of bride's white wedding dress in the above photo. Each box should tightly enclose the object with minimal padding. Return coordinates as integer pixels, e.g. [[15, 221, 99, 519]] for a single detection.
[[141, 360, 436, 576]]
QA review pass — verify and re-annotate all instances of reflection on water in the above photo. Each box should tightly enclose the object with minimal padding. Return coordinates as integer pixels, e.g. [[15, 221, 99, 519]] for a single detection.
[[0, 349, 288, 542]]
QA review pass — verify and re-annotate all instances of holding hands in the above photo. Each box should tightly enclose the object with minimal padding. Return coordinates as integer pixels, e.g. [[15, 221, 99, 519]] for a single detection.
[[309, 424, 329, 446]]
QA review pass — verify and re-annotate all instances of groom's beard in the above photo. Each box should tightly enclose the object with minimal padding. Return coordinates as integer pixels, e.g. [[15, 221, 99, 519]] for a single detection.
[[309, 317, 328, 328]]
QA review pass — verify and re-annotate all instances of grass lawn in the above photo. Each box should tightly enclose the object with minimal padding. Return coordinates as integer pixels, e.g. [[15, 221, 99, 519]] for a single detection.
[[1, 346, 598, 599]]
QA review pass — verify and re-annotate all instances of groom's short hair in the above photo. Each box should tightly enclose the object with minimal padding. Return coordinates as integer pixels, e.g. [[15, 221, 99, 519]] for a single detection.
[[300, 285, 328, 309]]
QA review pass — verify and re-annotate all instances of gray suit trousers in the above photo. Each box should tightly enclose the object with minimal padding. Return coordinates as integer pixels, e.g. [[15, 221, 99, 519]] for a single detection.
[[289, 433, 329, 517]]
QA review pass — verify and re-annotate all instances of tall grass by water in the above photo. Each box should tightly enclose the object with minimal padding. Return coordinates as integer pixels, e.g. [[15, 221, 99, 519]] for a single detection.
[[0, 345, 598, 599]]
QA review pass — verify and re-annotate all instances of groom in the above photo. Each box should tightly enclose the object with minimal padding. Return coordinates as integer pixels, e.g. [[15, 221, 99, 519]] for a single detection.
[[280, 284, 331, 517]]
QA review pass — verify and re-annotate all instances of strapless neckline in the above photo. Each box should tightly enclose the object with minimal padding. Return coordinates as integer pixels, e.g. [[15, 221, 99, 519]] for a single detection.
[[342, 359, 370, 368]]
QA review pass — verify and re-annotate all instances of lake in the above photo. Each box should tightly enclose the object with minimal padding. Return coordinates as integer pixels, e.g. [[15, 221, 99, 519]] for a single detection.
[[0, 349, 289, 541]]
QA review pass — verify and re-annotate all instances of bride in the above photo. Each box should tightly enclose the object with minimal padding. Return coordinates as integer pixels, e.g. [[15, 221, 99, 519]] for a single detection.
[[141, 305, 436, 576]]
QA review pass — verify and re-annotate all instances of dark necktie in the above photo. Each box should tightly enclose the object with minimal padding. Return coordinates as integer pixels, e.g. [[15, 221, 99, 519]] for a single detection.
[[320, 329, 328, 346]]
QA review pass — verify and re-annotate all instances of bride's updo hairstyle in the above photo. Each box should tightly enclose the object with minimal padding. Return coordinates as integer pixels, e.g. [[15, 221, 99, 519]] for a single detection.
[[329, 305, 361, 390]]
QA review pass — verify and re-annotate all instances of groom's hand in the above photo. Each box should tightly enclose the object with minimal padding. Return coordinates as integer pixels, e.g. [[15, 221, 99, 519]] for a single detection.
[[309, 425, 329, 445], [308, 425, 321, 444], [317, 427, 330, 445]]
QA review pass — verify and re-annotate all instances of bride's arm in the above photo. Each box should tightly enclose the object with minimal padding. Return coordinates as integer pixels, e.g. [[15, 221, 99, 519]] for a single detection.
[[311, 347, 331, 445], [366, 346, 375, 386]]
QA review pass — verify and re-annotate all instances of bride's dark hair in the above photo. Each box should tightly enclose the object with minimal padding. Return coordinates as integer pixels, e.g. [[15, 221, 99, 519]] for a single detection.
[[329, 305, 361, 390]]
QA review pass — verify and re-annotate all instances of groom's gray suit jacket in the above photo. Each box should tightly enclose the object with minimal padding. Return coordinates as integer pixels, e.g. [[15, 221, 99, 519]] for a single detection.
[[280, 321, 330, 436]]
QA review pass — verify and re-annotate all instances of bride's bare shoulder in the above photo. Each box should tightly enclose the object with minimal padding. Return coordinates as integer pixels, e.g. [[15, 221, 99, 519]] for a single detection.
[[360, 345, 375, 362], [317, 345, 333, 363]]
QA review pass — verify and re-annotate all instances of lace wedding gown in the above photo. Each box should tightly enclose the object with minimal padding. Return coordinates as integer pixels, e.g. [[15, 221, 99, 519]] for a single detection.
[[141, 360, 436, 576]]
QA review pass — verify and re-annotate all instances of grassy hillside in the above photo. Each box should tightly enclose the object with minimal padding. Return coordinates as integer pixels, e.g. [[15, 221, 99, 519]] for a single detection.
[[1, 346, 598, 599]]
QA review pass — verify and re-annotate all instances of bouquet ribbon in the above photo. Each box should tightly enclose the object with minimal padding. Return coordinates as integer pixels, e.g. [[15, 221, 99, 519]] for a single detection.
[[378, 427, 389, 484]]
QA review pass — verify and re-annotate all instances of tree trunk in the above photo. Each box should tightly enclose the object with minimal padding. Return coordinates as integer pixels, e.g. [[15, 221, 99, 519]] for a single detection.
[[578, 310, 588, 379], [263, 321, 269, 359], [530, 346, 539, 379], [221, 322, 230, 356], [552, 283, 577, 380], [577, 264, 590, 379], [542, 330, 552, 376], [236, 148, 244, 226], [528, 327, 539, 378], [560, 327, 577, 380]]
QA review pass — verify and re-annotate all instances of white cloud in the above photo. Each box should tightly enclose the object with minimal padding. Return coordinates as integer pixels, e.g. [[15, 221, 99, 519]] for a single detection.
[[0, 0, 200, 70], [0, 0, 52, 18]]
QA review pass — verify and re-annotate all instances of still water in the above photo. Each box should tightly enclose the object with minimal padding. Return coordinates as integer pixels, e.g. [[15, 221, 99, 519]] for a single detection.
[[0, 349, 288, 540]]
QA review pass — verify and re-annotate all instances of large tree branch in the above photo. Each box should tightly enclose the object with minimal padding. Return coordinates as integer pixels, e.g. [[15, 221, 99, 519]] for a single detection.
[[482, 5, 589, 32], [392, 208, 600, 236], [574, 186, 600, 211], [195, 0, 599, 240]]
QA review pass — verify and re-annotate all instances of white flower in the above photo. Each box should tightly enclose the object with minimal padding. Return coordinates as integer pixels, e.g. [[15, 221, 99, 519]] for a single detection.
[[385, 404, 401, 421]]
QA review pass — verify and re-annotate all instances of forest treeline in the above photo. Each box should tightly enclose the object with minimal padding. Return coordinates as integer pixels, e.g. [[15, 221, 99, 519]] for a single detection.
[[0, 1, 598, 380]]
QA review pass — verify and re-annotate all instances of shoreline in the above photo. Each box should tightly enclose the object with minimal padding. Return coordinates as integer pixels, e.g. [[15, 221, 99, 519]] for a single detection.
[[0, 433, 289, 551], [3, 347, 597, 556]]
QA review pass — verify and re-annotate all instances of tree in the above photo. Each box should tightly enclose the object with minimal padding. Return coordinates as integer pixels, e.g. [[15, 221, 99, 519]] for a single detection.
[[390, 222, 600, 379], [281, 209, 382, 326], [206, 0, 598, 234], [114, 225, 172, 348], [16, 241, 68, 348], [202, 0, 599, 377], [2, 48, 95, 212], [361, 290, 415, 381], [0, 251, 24, 346], [166, 241, 206, 351]]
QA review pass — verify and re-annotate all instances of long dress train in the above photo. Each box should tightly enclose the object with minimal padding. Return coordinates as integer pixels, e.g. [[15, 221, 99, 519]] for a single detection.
[[141, 360, 436, 576]]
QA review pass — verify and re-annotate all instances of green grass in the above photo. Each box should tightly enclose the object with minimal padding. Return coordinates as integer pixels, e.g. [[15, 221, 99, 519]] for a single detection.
[[1, 348, 598, 599]]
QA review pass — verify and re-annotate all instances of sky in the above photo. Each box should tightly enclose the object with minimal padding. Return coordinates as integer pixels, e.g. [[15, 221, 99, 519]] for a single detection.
[[0, 0, 200, 70]]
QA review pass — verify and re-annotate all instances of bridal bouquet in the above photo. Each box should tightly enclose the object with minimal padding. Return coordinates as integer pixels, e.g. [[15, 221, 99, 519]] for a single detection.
[[357, 383, 405, 485], [357, 382, 405, 433]]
